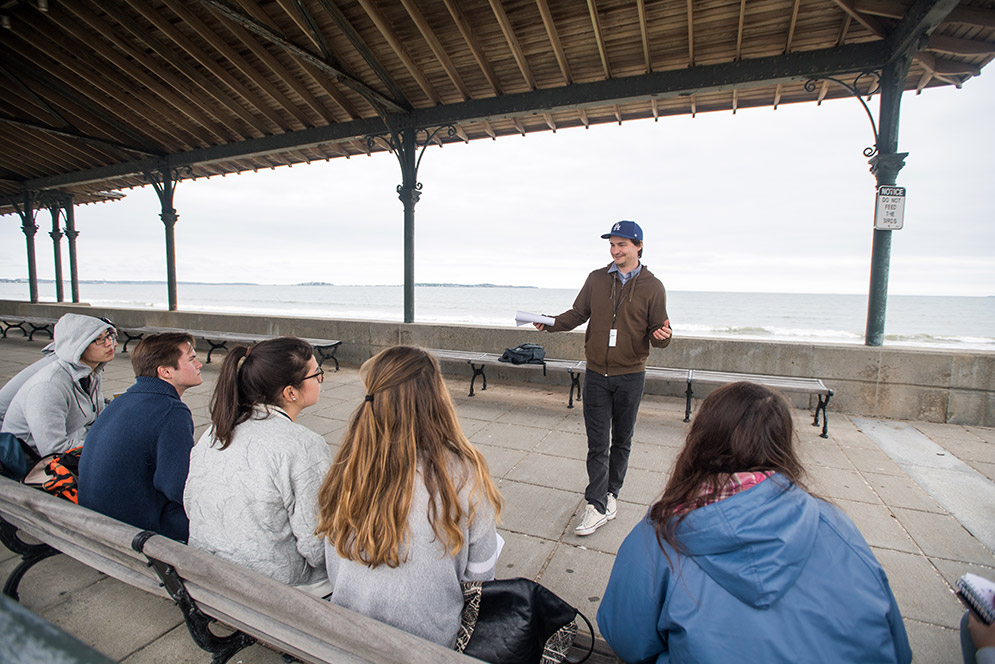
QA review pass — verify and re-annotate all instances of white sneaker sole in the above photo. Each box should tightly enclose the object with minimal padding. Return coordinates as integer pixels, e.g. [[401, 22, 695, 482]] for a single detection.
[[575, 513, 608, 536]]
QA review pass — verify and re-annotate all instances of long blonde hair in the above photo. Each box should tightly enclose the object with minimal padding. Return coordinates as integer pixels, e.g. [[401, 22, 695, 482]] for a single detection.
[[315, 346, 502, 568]]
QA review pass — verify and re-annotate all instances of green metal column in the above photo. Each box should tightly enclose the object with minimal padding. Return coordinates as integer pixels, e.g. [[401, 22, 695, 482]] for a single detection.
[[865, 53, 912, 346], [19, 190, 38, 303], [49, 205, 65, 302], [64, 196, 80, 303], [396, 128, 420, 324], [146, 166, 180, 311]]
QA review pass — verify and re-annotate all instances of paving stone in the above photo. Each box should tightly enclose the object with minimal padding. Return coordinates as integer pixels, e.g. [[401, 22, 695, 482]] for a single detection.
[[563, 498, 645, 556], [892, 508, 995, 566], [457, 415, 488, 437], [505, 453, 587, 494], [873, 548, 964, 628], [469, 421, 550, 451], [538, 544, 616, 638], [796, 438, 853, 470], [903, 620, 961, 664], [494, 479, 579, 540], [474, 443, 528, 479], [835, 500, 918, 553], [863, 472, 944, 513], [1, 552, 107, 614], [451, 397, 514, 423], [928, 557, 995, 594], [38, 578, 184, 661], [842, 444, 907, 475], [535, 430, 588, 459], [494, 530, 556, 580], [495, 405, 570, 430], [932, 437, 995, 464], [828, 427, 881, 450], [807, 466, 881, 504], [616, 467, 667, 507], [626, 441, 680, 474], [970, 460, 995, 482]]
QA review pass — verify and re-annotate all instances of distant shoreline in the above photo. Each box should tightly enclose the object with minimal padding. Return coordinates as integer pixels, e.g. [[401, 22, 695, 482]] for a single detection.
[[0, 278, 536, 289]]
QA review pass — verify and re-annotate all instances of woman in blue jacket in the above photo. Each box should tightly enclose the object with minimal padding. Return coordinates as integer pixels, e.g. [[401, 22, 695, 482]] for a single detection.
[[597, 381, 912, 664]]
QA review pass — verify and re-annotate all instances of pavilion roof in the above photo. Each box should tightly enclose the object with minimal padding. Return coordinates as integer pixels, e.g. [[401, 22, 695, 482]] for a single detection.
[[0, 0, 992, 214]]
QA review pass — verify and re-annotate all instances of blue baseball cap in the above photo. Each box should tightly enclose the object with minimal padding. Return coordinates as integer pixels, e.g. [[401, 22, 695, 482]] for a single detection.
[[601, 220, 643, 242]]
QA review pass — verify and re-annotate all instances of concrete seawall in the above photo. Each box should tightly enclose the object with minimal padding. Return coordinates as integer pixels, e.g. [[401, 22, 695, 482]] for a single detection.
[[3, 300, 992, 426]]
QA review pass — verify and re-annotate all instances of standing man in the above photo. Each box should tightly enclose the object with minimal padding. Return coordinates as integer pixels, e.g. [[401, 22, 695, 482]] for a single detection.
[[536, 220, 671, 535], [78, 333, 202, 542]]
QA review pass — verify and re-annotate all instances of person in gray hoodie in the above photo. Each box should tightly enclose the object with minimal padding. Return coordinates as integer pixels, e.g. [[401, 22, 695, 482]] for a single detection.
[[0, 342, 56, 425], [2, 314, 116, 457]]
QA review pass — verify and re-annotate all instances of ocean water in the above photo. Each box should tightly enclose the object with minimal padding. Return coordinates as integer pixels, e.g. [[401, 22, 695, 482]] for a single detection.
[[1, 282, 992, 351]]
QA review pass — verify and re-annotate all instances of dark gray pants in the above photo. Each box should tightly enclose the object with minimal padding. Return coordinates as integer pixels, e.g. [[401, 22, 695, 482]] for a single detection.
[[582, 369, 646, 513]]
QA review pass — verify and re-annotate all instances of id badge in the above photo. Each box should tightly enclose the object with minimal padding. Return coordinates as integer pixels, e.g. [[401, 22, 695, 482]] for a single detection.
[[608, 329, 617, 347]]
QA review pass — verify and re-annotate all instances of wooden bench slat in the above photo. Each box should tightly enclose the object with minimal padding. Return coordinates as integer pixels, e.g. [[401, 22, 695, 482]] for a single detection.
[[0, 477, 474, 663]]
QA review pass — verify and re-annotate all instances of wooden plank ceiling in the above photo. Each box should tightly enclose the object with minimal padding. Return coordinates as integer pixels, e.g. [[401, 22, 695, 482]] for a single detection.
[[0, 0, 992, 213]]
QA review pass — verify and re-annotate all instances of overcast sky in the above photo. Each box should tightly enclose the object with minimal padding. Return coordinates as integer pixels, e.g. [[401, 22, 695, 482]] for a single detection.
[[2, 72, 993, 296]]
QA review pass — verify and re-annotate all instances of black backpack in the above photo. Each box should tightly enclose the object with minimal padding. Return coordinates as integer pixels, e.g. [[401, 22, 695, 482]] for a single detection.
[[499, 343, 546, 365]]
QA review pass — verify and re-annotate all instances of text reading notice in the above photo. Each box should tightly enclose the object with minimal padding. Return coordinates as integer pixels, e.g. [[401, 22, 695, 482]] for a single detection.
[[874, 186, 906, 230]]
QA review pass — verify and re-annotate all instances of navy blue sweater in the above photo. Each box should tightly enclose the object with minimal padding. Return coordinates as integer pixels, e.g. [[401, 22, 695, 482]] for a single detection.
[[78, 377, 194, 541]]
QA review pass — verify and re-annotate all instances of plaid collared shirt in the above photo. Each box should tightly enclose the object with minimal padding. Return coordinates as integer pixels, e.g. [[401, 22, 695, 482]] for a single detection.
[[695, 471, 775, 509]]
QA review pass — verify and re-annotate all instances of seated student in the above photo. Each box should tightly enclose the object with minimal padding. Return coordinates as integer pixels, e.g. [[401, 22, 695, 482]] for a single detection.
[[78, 333, 203, 542], [184, 337, 331, 595], [2, 314, 116, 458], [597, 381, 912, 664], [0, 342, 55, 425], [315, 345, 503, 647]]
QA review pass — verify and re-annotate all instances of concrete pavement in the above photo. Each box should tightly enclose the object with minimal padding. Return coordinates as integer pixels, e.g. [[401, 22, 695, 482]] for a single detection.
[[1, 334, 993, 663]]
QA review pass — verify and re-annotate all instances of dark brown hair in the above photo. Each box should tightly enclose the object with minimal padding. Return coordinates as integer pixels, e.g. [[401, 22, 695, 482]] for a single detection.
[[131, 332, 195, 378], [649, 381, 805, 559], [208, 336, 314, 450]]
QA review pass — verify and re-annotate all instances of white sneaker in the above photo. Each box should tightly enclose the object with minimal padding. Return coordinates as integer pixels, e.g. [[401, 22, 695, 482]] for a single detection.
[[606, 494, 617, 521], [575, 504, 608, 536]]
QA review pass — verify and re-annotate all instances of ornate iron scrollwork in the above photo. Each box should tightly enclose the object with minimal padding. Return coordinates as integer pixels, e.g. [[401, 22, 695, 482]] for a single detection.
[[365, 124, 457, 199], [805, 71, 881, 158]]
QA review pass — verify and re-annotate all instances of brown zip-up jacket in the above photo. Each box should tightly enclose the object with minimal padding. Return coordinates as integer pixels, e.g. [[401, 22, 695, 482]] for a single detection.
[[546, 263, 670, 376]]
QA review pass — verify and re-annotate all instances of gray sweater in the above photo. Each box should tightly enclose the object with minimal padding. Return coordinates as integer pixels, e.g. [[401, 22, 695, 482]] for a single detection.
[[184, 405, 331, 587], [2, 315, 110, 456], [324, 458, 500, 648]]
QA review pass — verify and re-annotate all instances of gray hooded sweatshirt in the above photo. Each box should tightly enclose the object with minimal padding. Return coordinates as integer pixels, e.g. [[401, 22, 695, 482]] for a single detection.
[[0, 342, 55, 424], [2, 314, 112, 456]]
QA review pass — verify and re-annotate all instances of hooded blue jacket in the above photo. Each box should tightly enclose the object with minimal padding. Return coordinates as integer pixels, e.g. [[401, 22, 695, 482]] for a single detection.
[[597, 475, 911, 664]]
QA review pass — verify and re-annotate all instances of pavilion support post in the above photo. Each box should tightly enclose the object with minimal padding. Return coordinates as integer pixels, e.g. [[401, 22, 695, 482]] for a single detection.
[[146, 167, 182, 311], [63, 196, 80, 303], [864, 53, 912, 346], [17, 191, 39, 303], [49, 205, 65, 302], [396, 128, 419, 324]]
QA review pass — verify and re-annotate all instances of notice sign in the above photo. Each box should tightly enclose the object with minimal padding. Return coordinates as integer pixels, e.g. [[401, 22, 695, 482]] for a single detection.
[[874, 186, 906, 230]]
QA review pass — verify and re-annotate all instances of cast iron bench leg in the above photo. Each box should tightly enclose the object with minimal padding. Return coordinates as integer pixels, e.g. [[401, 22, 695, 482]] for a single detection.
[[27, 323, 53, 341], [568, 372, 582, 409], [205, 339, 229, 364], [133, 532, 256, 664], [314, 344, 340, 371], [121, 330, 145, 353], [813, 393, 832, 438], [684, 378, 693, 422], [0, 516, 61, 601], [468, 363, 487, 397]]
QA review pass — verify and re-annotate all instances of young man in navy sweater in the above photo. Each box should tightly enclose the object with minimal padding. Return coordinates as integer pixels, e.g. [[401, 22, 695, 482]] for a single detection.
[[78, 333, 202, 541]]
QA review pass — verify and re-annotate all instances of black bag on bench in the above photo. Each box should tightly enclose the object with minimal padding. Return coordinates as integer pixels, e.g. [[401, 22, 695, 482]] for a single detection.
[[500, 343, 546, 365]]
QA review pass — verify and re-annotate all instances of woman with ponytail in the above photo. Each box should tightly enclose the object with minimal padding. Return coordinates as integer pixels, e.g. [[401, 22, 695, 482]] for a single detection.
[[184, 337, 331, 596], [315, 345, 503, 646]]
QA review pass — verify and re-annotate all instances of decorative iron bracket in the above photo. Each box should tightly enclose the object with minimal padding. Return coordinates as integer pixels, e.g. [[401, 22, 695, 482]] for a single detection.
[[804, 72, 881, 157], [366, 124, 457, 199]]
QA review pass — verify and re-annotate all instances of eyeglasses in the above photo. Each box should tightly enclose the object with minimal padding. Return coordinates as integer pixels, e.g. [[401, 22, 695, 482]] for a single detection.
[[91, 331, 118, 347], [301, 367, 324, 384]]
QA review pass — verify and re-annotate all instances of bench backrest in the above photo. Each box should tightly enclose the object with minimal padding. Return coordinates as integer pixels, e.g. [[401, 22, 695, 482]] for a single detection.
[[0, 478, 472, 663]]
